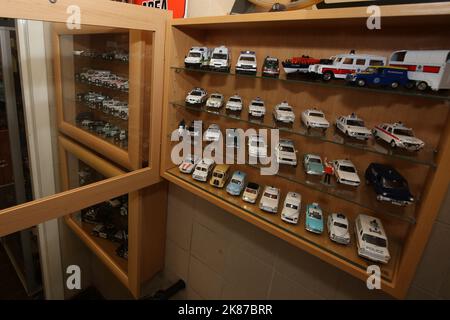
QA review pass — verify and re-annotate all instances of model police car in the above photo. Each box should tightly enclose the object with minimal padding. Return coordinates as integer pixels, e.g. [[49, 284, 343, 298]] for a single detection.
[[206, 93, 224, 109], [179, 154, 201, 174], [262, 56, 280, 78], [185, 47, 212, 69], [273, 102, 295, 124], [248, 135, 267, 159], [281, 192, 302, 225], [355, 214, 391, 264], [331, 159, 361, 187], [327, 213, 351, 245], [305, 203, 324, 234], [336, 113, 372, 140], [226, 95, 243, 112], [192, 158, 215, 182], [236, 51, 257, 75], [346, 66, 412, 89], [204, 124, 222, 142], [372, 122, 425, 151], [185, 88, 208, 105], [301, 108, 330, 131], [242, 182, 261, 204], [259, 186, 280, 213], [275, 139, 298, 167], [226, 171, 247, 196], [209, 46, 231, 72], [248, 97, 266, 118]]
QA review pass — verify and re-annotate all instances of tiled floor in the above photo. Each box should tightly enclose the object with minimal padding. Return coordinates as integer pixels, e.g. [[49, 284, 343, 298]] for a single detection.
[[0, 244, 29, 300]]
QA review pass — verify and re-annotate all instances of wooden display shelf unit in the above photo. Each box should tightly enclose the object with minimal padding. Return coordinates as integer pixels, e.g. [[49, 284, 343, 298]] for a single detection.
[[59, 136, 167, 298], [161, 3, 450, 298]]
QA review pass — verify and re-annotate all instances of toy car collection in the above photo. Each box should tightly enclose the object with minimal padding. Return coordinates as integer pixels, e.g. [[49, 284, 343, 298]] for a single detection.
[[305, 203, 324, 234], [259, 186, 280, 213], [365, 163, 415, 206], [248, 97, 266, 118], [331, 159, 361, 187], [185, 46, 212, 69], [209, 46, 231, 72], [186, 87, 208, 105], [308, 51, 386, 81], [281, 192, 301, 225], [273, 102, 295, 124], [226, 171, 247, 196], [235, 51, 257, 75], [210, 165, 230, 188], [355, 214, 391, 264], [262, 56, 280, 78], [75, 68, 128, 92], [192, 158, 215, 182], [301, 108, 330, 131], [225, 95, 243, 112], [275, 139, 298, 167], [303, 154, 324, 176], [336, 113, 371, 140], [372, 122, 425, 151], [206, 93, 224, 109], [346, 66, 412, 89], [327, 213, 351, 245], [242, 182, 261, 204]]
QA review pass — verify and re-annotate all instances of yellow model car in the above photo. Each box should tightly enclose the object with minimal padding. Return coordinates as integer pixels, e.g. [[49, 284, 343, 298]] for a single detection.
[[210, 164, 230, 188]]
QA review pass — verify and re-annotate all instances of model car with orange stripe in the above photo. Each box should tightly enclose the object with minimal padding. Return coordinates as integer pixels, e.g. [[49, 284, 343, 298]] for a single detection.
[[372, 122, 425, 151]]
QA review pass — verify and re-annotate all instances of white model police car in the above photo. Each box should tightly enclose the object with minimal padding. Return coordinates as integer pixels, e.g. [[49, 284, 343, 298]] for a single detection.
[[204, 124, 222, 142], [331, 159, 361, 187], [259, 186, 280, 213], [336, 113, 372, 140], [301, 108, 330, 131], [179, 154, 201, 174], [275, 139, 298, 167], [327, 213, 351, 245], [185, 88, 208, 105], [281, 192, 302, 225], [185, 47, 211, 69], [206, 93, 224, 109], [372, 122, 425, 151], [355, 214, 391, 264], [248, 97, 266, 117], [248, 135, 267, 159], [226, 95, 243, 112], [236, 51, 257, 75], [273, 102, 295, 124], [192, 158, 215, 182], [209, 46, 231, 72]]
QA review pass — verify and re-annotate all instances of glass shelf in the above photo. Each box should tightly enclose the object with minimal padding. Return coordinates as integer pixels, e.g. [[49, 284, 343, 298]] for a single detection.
[[171, 101, 437, 168], [172, 66, 450, 102], [166, 167, 402, 282]]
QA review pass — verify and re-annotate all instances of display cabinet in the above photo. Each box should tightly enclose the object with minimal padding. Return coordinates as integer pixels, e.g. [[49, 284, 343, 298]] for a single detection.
[[161, 3, 450, 298], [58, 136, 167, 297]]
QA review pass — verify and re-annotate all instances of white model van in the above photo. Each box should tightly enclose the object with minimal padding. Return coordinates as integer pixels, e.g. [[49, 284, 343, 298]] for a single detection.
[[209, 46, 231, 72], [389, 50, 450, 91], [184, 47, 212, 69]]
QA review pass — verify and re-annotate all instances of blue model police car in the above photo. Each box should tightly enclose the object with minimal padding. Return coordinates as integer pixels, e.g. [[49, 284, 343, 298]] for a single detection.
[[365, 163, 415, 206], [346, 66, 413, 89]]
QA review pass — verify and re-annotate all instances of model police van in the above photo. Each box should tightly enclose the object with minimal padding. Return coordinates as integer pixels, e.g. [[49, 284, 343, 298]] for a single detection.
[[209, 46, 231, 72], [389, 50, 450, 91], [184, 47, 212, 69]]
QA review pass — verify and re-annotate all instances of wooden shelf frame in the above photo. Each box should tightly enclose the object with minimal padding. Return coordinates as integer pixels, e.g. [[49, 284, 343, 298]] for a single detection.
[[161, 4, 450, 299]]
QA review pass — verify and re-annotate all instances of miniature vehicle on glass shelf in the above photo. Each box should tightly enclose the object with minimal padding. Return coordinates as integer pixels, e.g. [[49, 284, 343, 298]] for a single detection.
[[206, 93, 224, 109], [275, 139, 298, 167], [226, 171, 247, 196], [210, 165, 231, 188], [113, 230, 128, 243], [186, 120, 203, 140], [242, 182, 261, 204], [336, 113, 372, 140], [331, 159, 361, 187], [282, 55, 330, 75], [305, 203, 324, 234], [226, 128, 241, 149], [235, 51, 257, 75], [262, 56, 280, 78], [273, 102, 295, 124], [389, 50, 450, 91], [204, 124, 222, 142], [209, 46, 231, 72], [81, 120, 94, 129], [355, 214, 390, 264], [327, 213, 351, 245], [303, 154, 324, 176], [192, 158, 215, 182], [259, 186, 280, 213], [346, 66, 413, 89], [179, 154, 201, 174], [114, 51, 129, 63], [185, 46, 212, 69], [92, 223, 117, 240], [365, 163, 415, 206], [308, 51, 386, 81], [225, 95, 243, 112], [248, 97, 266, 118], [185, 87, 208, 106], [301, 108, 330, 131], [118, 130, 128, 142], [281, 192, 302, 225], [248, 135, 268, 159], [372, 122, 425, 151]]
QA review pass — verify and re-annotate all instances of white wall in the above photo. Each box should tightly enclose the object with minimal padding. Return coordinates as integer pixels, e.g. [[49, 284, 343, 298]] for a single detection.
[[187, 0, 235, 17]]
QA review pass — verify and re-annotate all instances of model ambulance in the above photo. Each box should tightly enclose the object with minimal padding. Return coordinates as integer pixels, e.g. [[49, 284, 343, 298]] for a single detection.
[[209, 46, 231, 72], [235, 51, 257, 75], [185, 46, 212, 69], [372, 122, 425, 151], [389, 50, 450, 91]]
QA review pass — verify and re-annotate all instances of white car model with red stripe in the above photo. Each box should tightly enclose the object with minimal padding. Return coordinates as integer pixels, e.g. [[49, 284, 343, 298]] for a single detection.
[[308, 51, 386, 81], [372, 122, 425, 151], [178, 154, 201, 174], [389, 50, 450, 91]]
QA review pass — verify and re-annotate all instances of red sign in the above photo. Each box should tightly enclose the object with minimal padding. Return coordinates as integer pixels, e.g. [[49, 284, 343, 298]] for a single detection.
[[133, 0, 188, 18]]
